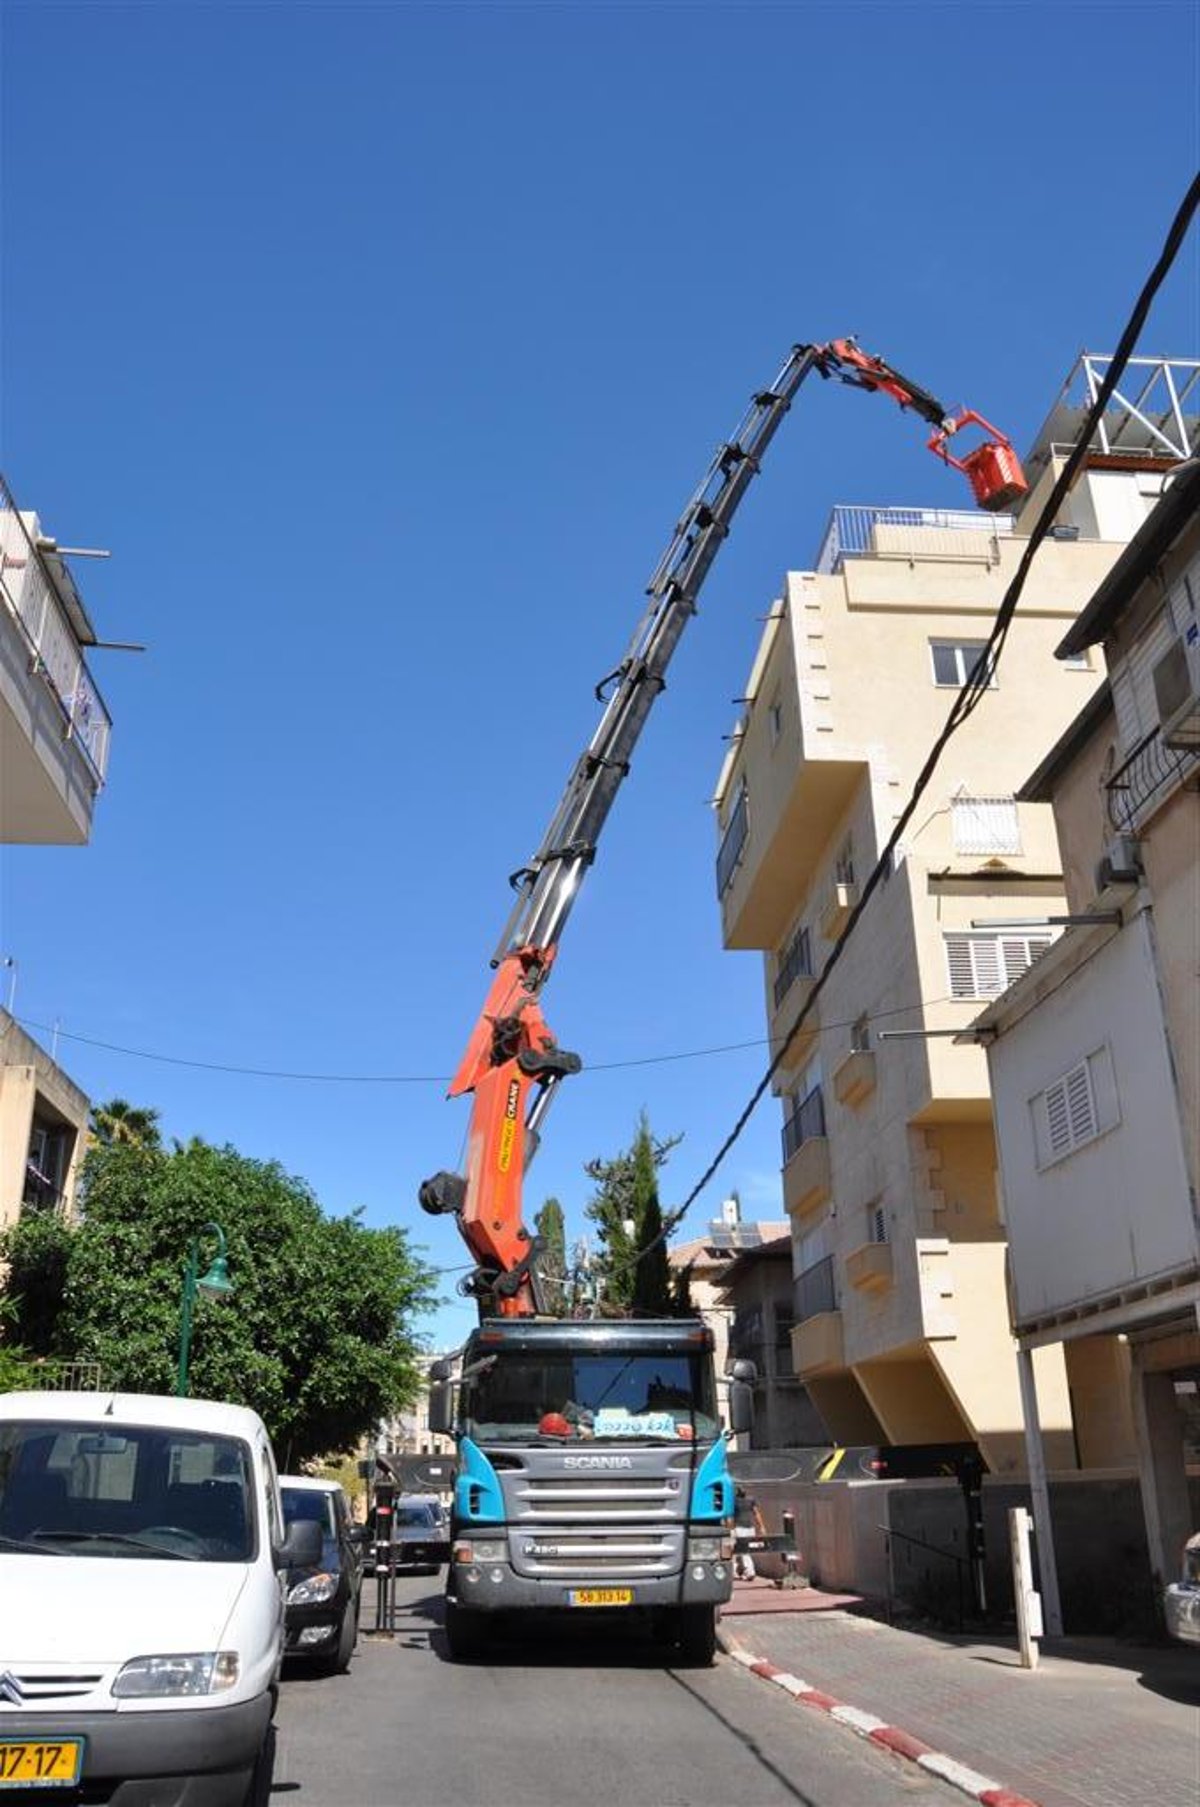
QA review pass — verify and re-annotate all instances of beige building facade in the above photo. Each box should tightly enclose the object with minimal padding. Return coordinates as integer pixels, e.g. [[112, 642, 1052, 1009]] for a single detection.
[[710, 367, 1165, 1482], [0, 1009, 90, 1227], [977, 453, 1200, 1618], [1, 477, 111, 1242]]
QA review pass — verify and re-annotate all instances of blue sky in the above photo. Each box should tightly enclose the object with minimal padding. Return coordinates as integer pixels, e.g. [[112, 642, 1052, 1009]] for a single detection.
[[2, 3, 1197, 1352]]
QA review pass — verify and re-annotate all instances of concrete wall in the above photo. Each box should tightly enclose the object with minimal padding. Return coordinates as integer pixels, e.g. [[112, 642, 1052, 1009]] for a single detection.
[[749, 1470, 1162, 1634]]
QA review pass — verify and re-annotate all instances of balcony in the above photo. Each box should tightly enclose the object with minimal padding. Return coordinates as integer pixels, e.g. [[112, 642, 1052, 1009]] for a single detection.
[[816, 505, 1015, 576], [0, 477, 111, 844], [845, 1241, 894, 1295], [792, 1256, 843, 1377], [716, 781, 749, 898], [792, 1310, 844, 1376], [833, 1049, 876, 1108], [1105, 724, 1199, 834], [783, 1089, 830, 1215], [718, 734, 865, 952], [784, 1137, 831, 1223]]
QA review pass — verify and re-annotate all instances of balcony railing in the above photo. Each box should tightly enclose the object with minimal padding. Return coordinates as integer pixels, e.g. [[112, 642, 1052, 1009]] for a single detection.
[[716, 782, 749, 897], [796, 1254, 837, 1321], [782, 1086, 826, 1165], [815, 505, 1015, 576], [0, 475, 111, 786], [1105, 724, 1199, 832], [773, 922, 812, 1009]]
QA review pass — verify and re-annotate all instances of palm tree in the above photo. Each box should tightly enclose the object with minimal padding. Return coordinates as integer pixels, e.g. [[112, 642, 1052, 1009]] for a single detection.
[[89, 1098, 162, 1151]]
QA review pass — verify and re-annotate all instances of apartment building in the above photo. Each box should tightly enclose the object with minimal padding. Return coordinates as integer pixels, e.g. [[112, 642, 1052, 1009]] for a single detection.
[[1, 472, 113, 1226], [710, 354, 1171, 1479], [975, 448, 1200, 1613], [718, 1231, 827, 1449], [668, 1200, 790, 1383]]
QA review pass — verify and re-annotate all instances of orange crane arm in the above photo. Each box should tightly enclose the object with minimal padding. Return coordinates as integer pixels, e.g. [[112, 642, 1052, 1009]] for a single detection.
[[420, 339, 1028, 1318]]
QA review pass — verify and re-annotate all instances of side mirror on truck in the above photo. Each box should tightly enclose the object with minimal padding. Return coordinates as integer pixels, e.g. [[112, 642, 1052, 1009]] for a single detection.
[[726, 1359, 756, 1436], [428, 1379, 454, 1436]]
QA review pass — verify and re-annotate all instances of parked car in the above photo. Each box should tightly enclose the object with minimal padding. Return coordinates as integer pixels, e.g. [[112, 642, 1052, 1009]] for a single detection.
[[0, 1389, 320, 1806], [279, 1476, 362, 1673], [361, 1493, 448, 1574], [1164, 1531, 1200, 1645]]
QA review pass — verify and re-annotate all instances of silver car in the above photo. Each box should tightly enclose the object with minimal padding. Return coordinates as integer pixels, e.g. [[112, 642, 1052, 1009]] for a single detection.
[[1164, 1532, 1200, 1645]]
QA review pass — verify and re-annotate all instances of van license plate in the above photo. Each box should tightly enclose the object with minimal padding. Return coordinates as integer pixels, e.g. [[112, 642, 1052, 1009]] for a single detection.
[[0, 1739, 85, 1787], [568, 1588, 632, 1607]]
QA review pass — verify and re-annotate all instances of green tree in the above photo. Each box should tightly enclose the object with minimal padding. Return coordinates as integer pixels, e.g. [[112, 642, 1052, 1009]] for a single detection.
[[0, 1295, 41, 1392], [89, 1097, 162, 1150], [585, 1114, 680, 1312], [671, 1257, 696, 1318], [534, 1196, 568, 1316], [1, 1134, 438, 1465]]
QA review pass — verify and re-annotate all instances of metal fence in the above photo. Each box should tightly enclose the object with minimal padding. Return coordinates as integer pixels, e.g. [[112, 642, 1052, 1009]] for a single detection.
[[815, 504, 1014, 575], [1105, 724, 1199, 833], [0, 474, 111, 785], [773, 922, 812, 1010], [782, 1086, 826, 1164], [25, 1360, 104, 1392], [795, 1255, 837, 1321], [716, 782, 749, 897]]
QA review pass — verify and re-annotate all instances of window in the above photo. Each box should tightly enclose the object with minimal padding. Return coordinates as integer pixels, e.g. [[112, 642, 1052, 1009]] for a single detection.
[[930, 639, 997, 689], [774, 921, 813, 1009], [944, 931, 1053, 999], [768, 695, 783, 746], [835, 837, 855, 887], [868, 1203, 888, 1245], [951, 795, 1021, 856], [716, 782, 748, 898], [1031, 1047, 1118, 1168], [850, 1013, 871, 1053]]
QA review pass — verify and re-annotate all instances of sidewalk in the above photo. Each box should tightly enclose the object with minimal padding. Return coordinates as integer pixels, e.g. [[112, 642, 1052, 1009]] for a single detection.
[[719, 1581, 1200, 1807]]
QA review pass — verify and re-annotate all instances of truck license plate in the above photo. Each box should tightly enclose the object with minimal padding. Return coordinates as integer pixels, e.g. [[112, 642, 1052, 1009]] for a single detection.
[[568, 1588, 633, 1607], [0, 1739, 85, 1788]]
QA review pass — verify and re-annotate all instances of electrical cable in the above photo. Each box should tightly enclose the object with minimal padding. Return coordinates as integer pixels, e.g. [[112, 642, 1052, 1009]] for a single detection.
[[607, 165, 1200, 1285], [8, 996, 960, 1083]]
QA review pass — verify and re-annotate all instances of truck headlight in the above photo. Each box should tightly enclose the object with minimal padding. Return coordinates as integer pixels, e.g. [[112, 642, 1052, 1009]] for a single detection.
[[687, 1535, 722, 1561], [287, 1571, 339, 1605], [454, 1539, 504, 1564], [112, 1652, 239, 1698]]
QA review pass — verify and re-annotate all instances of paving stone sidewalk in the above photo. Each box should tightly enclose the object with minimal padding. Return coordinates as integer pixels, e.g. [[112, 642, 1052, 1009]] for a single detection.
[[719, 1598, 1200, 1807]]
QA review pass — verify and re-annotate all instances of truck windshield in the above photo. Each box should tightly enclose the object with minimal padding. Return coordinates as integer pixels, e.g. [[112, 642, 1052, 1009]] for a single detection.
[[0, 1419, 256, 1562], [465, 1350, 719, 1443]]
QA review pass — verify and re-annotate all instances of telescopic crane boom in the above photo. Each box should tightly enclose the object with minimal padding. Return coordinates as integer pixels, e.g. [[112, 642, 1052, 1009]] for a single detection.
[[420, 338, 1027, 1318]]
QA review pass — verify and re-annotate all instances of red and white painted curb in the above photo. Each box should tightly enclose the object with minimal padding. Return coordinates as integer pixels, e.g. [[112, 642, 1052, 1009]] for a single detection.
[[719, 1629, 1041, 1807]]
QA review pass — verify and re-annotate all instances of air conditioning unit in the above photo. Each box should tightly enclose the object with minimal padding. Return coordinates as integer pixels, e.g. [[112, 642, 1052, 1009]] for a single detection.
[[1151, 629, 1200, 748], [1095, 833, 1142, 892]]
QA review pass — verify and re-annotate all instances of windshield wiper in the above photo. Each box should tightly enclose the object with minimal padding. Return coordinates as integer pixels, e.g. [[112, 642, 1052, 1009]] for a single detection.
[[0, 1532, 67, 1556], [29, 1530, 200, 1560]]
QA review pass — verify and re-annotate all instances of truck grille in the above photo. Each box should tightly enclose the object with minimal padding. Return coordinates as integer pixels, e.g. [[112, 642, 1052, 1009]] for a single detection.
[[501, 1469, 684, 1578]]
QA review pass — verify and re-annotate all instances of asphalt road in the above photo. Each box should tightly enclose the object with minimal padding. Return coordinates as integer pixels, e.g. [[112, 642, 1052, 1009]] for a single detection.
[[273, 1574, 959, 1807]]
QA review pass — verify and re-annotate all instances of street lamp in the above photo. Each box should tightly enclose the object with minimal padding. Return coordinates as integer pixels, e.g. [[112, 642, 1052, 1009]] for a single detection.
[[176, 1222, 234, 1397]]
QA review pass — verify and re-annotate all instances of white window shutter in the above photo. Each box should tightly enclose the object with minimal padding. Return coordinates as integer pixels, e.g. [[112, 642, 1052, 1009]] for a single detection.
[[1044, 1078, 1071, 1159], [1065, 1062, 1097, 1144]]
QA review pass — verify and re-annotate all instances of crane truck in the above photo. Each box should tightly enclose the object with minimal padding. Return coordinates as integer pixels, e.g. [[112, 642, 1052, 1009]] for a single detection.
[[421, 338, 1027, 1663]]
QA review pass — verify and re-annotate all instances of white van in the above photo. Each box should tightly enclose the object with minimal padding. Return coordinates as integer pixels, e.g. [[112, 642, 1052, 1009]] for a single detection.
[[0, 1390, 321, 1805]]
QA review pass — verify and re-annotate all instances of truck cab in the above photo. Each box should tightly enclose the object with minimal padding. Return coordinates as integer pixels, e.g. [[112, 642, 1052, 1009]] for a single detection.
[[431, 1317, 751, 1664]]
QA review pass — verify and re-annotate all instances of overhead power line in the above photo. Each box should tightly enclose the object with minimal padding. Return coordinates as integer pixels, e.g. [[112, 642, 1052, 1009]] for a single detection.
[[615, 166, 1200, 1277], [11, 997, 954, 1085]]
